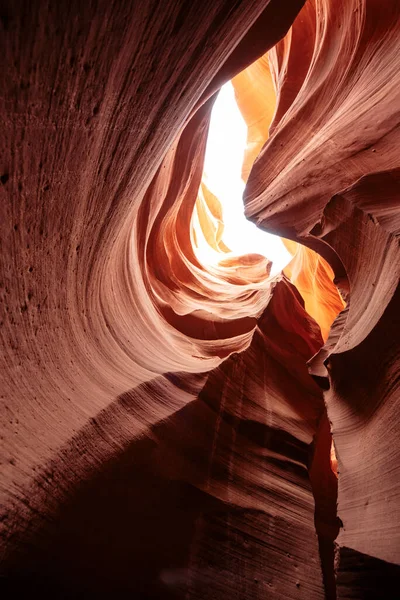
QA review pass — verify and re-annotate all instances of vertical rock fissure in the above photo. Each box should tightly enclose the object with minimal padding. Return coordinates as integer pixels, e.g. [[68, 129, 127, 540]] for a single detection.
[[309, 397, 340, 600]]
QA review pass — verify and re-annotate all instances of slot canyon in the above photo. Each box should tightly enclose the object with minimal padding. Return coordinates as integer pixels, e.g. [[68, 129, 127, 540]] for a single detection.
[[1, 0, 399, 598]]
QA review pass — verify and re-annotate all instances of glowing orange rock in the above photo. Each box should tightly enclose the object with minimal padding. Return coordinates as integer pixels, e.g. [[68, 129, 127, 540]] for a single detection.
[[1, 0, 399, 598], [232, 56, 276, 182]]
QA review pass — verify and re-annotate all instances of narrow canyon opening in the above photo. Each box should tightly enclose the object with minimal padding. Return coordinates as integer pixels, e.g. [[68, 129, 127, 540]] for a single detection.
[[2, 1, 399, 599], [193, 80, 291, 275], [192, 55, 344, 600]]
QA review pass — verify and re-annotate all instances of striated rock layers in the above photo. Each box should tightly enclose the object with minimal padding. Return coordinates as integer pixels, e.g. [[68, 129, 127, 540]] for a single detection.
[[1, 1, 399, 598]]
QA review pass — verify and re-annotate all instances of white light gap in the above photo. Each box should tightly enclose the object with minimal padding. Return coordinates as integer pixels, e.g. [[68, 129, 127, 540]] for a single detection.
[[203, 81, 291, 275]]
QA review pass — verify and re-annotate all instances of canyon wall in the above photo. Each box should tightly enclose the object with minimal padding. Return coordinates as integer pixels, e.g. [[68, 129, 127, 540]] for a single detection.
[[1, 0, 399, 597]]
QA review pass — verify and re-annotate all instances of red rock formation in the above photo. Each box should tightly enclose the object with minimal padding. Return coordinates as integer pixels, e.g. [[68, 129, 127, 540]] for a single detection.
[[244, 0, 400, 594], [231, 60, 345, 341], [1, 0, 399, 598]]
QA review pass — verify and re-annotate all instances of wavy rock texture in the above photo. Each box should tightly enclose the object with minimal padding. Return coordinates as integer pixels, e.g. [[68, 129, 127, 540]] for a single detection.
[[231, 63, 345, 342], [1, 0, 399, 599], [244, 0, 400, 592]]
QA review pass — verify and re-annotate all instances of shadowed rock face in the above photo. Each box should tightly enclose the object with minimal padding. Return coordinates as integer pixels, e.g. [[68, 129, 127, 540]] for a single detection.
[[1, 1, 399, 599]]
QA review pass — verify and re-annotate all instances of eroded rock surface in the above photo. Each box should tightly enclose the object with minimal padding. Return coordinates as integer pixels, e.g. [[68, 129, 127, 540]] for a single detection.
[[1, 0, 399, 598]]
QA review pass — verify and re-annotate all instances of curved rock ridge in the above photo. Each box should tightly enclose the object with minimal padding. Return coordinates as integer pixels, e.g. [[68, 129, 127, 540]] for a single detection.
[[283, 241, 345, 343], [1, 0, 399, 598], [137, 99, 273, 362], [230, 53, 345, 341], [1, 278, 333, 600], [244, 0, 400, 573], [1, 0, 304, 504]]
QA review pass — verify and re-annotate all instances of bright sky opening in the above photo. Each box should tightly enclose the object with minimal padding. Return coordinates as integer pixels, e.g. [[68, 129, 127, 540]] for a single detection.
[[202, 81, 291, 276]]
